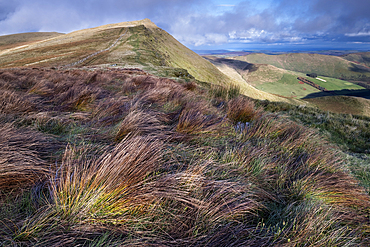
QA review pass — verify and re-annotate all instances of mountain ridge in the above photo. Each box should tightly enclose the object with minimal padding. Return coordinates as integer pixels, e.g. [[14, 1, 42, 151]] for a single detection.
[[0, 19, 297, 104]]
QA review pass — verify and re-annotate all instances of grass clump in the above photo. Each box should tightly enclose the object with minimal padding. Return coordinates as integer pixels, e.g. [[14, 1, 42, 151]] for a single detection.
[[51, 136, 163, 223], [227, 96, 260, 124], [209, 83, 240, 101]]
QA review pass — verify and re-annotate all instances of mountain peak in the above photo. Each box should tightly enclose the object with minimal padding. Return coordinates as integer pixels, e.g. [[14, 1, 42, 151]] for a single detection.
[[103, 18, 158, 30]]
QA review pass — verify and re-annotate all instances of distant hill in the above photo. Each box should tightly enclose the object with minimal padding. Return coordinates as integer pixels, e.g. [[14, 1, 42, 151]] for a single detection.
[[205, 54, 370, 117], [235, 53, 370, 84], [0, 32, 63, 51], [341, 52, 370, 68], [205, 56, 364, 98]]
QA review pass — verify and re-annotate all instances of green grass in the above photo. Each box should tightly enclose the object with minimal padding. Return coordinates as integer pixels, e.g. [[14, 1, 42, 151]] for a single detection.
[[309, 76, 365, 91], [254, 73, 320, 98], [255, 99, 370, 153]]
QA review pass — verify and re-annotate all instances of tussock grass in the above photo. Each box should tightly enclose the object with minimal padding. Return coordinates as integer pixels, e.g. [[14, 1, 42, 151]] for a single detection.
[[20, 112, 71, 135], [0, 90, 35, 114], [115, 110, 167, 141], [92, 97, 130, 125], [227, 96, 260, 124], [51, 136, 163, 223], [1, 67, 369, 246], [176, 108, 224, 135], [209, 83, 240, 101], [0, 125, 50, 191]]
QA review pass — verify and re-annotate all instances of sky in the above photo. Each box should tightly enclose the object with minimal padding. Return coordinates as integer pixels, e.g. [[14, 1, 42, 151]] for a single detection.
[[0, 0, 369, 51]]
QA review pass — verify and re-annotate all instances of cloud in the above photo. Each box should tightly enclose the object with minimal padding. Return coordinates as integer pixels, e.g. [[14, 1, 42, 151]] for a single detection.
[[170, 0, 370, 47], [0, 0, 369, 48], [0, 0, 203, 34], [346, 32, 370, 37]]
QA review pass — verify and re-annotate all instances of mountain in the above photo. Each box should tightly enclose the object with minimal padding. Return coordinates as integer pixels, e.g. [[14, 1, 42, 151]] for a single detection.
[[0, 19, 297, 103]]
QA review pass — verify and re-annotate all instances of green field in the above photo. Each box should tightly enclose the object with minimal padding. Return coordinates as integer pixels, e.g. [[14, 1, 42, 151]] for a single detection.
[[254, 73, 320, 98], [311, 76, 365, 91]]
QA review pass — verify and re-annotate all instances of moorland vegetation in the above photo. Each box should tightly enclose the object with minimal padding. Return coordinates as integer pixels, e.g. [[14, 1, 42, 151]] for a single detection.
[[0, 67, 369, 246]]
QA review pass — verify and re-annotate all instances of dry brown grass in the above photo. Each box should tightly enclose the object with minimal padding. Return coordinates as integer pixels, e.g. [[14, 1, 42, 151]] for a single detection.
[[136, 77, 188, 106], [92, 96, 130, 125], [227, 96, 260, 124], [0, 90, 35, 114], [182, 81, 197, 91], [50, 136, 164, 222], [115, 109, 167, 141], [0, 125, 52, 191], [176, 107, 224, 135]]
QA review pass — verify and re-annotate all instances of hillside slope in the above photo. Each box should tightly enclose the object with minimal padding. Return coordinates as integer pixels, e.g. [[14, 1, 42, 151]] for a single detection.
[[206, 55, 370, 117], [341, 52, 370, 67], [306, 95, 370, 117], [0, 19, 230, 85], [0, 19, 296, 104], [236, 53, 370, 83], [204, 56, 307, 103], [0, 32, 63, 51]]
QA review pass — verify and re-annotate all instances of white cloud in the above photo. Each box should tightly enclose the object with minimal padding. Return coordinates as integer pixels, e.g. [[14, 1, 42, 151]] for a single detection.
[[0, 0, 369, 48], [345, 32, 370, 37]]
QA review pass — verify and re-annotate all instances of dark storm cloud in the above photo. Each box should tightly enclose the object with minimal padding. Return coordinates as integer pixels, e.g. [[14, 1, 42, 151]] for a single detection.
[[0, 0, 369, 47]]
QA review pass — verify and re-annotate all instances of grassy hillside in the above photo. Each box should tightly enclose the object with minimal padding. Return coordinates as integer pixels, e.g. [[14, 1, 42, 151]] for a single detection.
[[204, 56, 309, 103], [0, 32, 63, 51], [1, 67, 370, 246], [305, 95, 370, 117], [0, 19, 298, 105], [243, 64, 320, 98], [236, 53, 370, 83], [310, 76, 364, 91], [0, 20, 230, 86], [342, 52, 370, 67], [206, 56, 366, 98]]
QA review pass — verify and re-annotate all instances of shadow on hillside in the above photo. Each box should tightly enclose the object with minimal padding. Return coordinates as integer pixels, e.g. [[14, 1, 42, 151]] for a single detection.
[[204, 57, 259, 72], [303, 89, 370, 99], [349, 63, 370, 73]]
